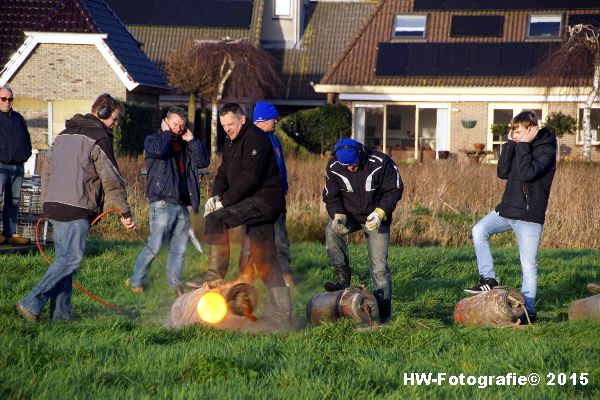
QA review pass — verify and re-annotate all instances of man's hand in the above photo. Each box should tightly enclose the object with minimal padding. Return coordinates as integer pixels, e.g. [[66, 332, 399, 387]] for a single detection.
[[204, 196, 223, 217], [181, 128, 193, 142], [520, 125, 539, 143], [365, 208, 385, 231], [332, 213, 349, 235], [160, 118, 170, 132], [120, 216, 136, 231]]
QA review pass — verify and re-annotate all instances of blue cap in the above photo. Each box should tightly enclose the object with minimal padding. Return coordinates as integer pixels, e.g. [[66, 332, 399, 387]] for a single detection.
[[333, 138, 361, 166], [253, 101, 278, 122]]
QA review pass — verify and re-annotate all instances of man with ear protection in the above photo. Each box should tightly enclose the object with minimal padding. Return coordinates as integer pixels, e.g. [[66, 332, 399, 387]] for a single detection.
[[322, 138, 403, 323], [16, 93, 136, 322]]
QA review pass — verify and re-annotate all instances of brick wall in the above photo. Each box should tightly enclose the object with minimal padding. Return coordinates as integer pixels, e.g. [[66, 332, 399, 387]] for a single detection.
[[450, 101, 488, 154], [8, 43, 126, 100]]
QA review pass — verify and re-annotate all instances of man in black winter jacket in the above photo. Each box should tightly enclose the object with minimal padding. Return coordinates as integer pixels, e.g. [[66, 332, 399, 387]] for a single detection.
[[0, 87, 32, 245], [126, 107, 209, 296], [200, 103, 291, 326], [323, 138, 404, 323], [465, 111, 557, 325]]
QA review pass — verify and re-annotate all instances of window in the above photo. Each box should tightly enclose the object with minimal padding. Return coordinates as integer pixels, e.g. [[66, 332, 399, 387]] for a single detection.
[[528, 15, 562, 38], [393, 15, 427, 38], [578, 108, 600, 145], [274, 0, 291, 18]]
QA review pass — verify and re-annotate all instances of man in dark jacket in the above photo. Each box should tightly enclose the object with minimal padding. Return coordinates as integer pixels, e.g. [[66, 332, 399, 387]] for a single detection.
[[16, 93, 136, 322], [126, 107, 209, 296], [323, 138, 404, 323], [201, 103, 291, 325], [465, 111, 557, 325], [0, 87, 32, 245], [238, 101, 294, 287]]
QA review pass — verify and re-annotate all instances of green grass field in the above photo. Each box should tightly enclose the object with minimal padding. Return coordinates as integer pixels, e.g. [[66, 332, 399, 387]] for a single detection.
[[1, 241, 599, 399]]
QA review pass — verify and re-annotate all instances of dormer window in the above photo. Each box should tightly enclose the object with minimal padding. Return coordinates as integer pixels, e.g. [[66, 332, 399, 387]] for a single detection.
[[393, 15, 427, 38], [528, 14, 562, 38], [274, 0, 292, 19]]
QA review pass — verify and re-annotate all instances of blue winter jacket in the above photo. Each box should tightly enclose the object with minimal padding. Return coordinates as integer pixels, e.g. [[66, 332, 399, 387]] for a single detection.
[[144, 130, 210, 213]]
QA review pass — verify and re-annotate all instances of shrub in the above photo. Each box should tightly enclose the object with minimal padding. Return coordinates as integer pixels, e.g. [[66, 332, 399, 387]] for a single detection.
[[543, 112, 577, 138], [114, 103, 161, 156], [279, 104, 351, 154]]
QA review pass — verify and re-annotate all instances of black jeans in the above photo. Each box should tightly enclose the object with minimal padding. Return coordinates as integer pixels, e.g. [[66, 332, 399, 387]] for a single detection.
[[205, 197, 285, 288]]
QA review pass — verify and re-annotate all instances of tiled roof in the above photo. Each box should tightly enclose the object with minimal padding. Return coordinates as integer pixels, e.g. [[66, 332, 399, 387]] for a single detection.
[[320, 0, 600, 87], [268, 1, 377, 100], [42, 0, 168, 89], [127, 26, 253, 74], [0, 0, 59, 67], [0, 0, 167, 90], [124, 0, 265, 74]]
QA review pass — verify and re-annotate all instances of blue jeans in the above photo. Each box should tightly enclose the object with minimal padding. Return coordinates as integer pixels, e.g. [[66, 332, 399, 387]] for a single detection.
[[472, 211, 544, 313], [0, 162, 24, 236], [19, 219, 89, 320], [129, 201, 189, 288], [325, 217, 392, 300]]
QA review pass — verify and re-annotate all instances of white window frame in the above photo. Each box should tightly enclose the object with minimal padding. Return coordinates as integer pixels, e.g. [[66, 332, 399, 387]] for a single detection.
[[577, 105, 600, 145], [392, 15, 427, 39], [527, 14, 562, 38], [487, 104, 548, 162], [273, 0, 292, 19]]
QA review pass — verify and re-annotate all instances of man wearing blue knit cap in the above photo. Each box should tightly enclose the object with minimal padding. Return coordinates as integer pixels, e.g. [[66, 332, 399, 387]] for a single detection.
[[237, 101, 295, 287], [322, 138, 404, 323]]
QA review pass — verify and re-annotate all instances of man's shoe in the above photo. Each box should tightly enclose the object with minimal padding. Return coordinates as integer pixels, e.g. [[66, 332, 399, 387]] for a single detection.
[[175, 285, 185, 297], [464, 275, 499, 294], [519, 311, 537, 325], [0, 234, 5, 244], [587, 282, 600, 294], [124, 278, 144, 294], [15, 303, 39, 323], [6, 234, 30, 245], [324, 265, 351, 292]]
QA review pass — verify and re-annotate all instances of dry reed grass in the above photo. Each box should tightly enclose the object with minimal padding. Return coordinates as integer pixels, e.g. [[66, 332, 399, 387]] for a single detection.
[[98, 156, 600, 249]]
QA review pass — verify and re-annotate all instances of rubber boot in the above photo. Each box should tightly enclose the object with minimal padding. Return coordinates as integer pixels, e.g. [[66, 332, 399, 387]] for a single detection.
[[324, 266, 351, 292], [374, 289, 391, 324], [264, 286, 293, 330], [187, 245, 230, 288]]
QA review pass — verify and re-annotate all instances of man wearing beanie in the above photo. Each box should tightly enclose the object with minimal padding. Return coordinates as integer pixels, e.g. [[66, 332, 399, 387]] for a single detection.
[[237, 101, 294, 287], [0, 87, 32, 245], [322, 138, 404, 323]]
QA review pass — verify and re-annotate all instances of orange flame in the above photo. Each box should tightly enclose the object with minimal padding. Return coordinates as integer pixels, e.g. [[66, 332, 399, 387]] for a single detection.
[[197, 292, 228, 323]]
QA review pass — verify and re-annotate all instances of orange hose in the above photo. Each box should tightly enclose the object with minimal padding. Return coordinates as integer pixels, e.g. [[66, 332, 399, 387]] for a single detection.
[[35, 208, 125, 312]]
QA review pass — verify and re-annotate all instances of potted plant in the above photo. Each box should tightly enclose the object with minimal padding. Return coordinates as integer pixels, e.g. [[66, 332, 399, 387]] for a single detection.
[[490, 123, 510, 142]]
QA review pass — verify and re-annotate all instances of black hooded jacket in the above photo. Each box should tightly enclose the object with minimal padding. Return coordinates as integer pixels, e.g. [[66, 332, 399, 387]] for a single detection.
[[212, 120, 285, 214], [495, 127, 557, 224], [0, 110, 32, 164], [323, 148, 403, 224]]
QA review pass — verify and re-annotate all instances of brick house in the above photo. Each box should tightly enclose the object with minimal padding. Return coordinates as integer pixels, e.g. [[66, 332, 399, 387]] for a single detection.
[[313, 0, 600, 162], [0, 0, 167, 148]]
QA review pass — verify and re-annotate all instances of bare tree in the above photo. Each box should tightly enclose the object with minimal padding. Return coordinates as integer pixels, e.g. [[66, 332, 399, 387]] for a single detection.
[[537, 24, 600, 162], [166, 40, 212, 133], [167, 38, 282, 157]]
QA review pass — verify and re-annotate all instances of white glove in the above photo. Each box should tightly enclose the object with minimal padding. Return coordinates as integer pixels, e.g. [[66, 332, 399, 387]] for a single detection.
[[204, 196, 223, 217], [365, 208, 385, 231], [332, 213, 350, 235]]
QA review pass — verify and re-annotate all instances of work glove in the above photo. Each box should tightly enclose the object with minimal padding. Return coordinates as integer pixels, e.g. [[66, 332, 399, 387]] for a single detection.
[[332, 213, 350, 235], [365, 208, 385, 231], [203, 196, 223, 217]]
